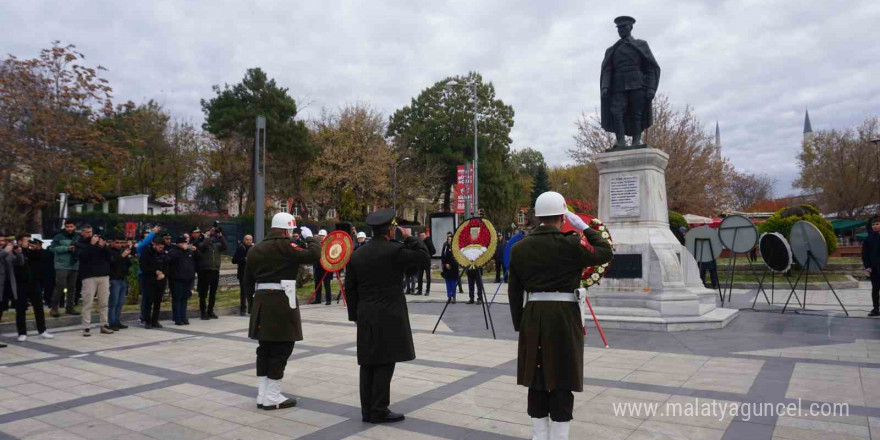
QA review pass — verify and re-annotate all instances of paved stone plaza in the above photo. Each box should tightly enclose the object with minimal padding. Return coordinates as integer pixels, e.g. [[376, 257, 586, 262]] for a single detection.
[[1, 283, 880, 440]]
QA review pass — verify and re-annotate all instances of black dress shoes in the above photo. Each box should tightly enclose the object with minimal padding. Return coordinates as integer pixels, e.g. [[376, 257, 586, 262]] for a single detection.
[[370, 411, 405, 424]]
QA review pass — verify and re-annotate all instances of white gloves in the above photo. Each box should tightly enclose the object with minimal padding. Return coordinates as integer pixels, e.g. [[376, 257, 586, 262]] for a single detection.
[[565, 211, 589, 231], [300, 226, 313, 239]]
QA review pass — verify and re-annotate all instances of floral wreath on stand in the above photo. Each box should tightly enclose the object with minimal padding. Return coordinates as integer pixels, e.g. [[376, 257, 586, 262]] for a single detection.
[[583, 218, 614, 288]]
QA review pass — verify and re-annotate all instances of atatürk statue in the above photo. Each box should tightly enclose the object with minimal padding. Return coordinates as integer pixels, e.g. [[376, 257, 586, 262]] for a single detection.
[[600, 16, 661, 149]]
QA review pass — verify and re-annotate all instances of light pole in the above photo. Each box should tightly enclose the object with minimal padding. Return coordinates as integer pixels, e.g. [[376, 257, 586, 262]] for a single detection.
[[392, 156, 410, 214], [446, 79, 479, 217], [872, 139, 880, 213]]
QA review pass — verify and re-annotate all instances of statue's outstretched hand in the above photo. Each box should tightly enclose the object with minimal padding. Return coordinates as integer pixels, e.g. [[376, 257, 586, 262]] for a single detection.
[[645, 88, 655, 100], [601, 88, 608, 98]]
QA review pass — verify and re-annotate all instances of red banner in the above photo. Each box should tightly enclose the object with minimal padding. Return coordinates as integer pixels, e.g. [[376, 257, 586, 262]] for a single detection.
[[455, 165, 473, 214], [124, 222, 137, 239]]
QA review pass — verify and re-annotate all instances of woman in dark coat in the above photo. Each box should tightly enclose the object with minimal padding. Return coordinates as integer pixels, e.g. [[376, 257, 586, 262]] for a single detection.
[[440, 234, 459, 303], [861, 216, 880, 316]]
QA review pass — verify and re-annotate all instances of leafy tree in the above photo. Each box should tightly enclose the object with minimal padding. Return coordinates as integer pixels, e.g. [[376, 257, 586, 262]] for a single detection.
[[795, 116, 879, 217], [0, 42, 115, 233], [548, 164, 599, 214], [511, 148, 550, 206], [200, 68, 315, 213], [388, 72, 517, 221], [306, 104, 395, 220], [198, 135, 250, 215], [570, 95, 732, 216], [97, 100, 170, 197]]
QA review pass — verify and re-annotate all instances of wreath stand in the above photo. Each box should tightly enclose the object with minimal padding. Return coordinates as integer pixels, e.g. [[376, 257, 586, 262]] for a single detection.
[[432, 264, 497, 339], [780, 250, 848, 316], [307, 270, 347, 306], [752, 268, 802, 309]]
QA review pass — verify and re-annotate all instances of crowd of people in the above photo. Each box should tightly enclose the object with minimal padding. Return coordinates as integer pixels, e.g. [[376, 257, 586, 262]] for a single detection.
[[0, 220, 233, 344]]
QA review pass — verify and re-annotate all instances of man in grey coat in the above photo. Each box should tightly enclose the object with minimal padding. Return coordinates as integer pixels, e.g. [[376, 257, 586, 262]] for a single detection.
[[0, 238, 25, 348]]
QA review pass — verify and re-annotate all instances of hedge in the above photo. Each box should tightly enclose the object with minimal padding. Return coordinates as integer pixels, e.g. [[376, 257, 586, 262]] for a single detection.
[[758, 204, 837, 255]]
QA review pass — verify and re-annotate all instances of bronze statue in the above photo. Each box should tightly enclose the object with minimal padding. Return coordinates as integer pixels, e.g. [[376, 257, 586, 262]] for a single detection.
[[600, 16, 661, 149]]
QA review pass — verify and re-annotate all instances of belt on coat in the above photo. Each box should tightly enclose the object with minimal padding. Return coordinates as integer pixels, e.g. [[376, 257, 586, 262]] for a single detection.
[[255, 283, 283, 291], [526, 292, 577, 303]]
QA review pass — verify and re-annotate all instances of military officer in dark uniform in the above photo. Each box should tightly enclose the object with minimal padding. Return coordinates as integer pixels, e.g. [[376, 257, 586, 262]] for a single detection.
[[600, 16, 661, 149], [345, 208, 430, 424], [244, 212, 320, 410], [508, 191, 613, 440]]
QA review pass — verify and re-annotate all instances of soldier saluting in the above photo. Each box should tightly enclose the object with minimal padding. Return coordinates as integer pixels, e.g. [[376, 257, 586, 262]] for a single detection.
[[508, 191, 613, 440], [345, 209, 430, 424], [243, 212, 320, 410]]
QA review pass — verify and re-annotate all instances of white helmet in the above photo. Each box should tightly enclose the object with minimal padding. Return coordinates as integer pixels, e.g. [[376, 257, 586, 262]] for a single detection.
[[356, 232, 366, 239], [271, 212, 297, 230], [534, 191, 568, 217], [318, 229, 328, 236]]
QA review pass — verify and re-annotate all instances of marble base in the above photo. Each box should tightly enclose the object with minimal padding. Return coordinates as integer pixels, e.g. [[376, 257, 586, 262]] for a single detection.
[[589, 147, 738, 330], [586, 307, 740, 332]]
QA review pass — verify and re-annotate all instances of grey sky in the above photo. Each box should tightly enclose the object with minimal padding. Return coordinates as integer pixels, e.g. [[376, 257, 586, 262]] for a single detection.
[[4, 0, 879, 197]]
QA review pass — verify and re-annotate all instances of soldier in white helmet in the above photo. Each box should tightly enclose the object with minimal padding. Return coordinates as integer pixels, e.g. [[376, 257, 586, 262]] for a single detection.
[[508, 191, 613, 439], [243, 212, 320, 410]]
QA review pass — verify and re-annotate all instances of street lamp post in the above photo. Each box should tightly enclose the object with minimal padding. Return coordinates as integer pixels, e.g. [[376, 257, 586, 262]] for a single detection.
[[392, 157, 410, 214], [446, 79, 479, 217], [872, 139, 880, 213]]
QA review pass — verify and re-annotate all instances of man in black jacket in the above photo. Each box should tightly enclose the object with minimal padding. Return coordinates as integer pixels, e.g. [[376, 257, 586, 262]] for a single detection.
[[194, 226, 227, 319], [140, 236, 168, 329], [8, 236, 53, 341], [108, 237, 133, 331], [232, 234, 254, 315], [74, 225, 114, 337], [494, 232, 507, 283], [346, 209, 430, 424], [416, 232, 436, 296], [31, 238, 54, 308], [167, 235, 196, 325], [862, 216, 880, 317]]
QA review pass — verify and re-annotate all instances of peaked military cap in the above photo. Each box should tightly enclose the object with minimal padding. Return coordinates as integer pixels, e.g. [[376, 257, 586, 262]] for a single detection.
[[175, 235, 188, 244], [614, 16, 636, 26], [190, 227, 201, 233], [366, 208, 398, 228]]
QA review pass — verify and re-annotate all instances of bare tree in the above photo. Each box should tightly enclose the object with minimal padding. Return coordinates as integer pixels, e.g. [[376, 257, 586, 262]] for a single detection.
[[795, 116, 880, 217], [727, 172, 776, 212]]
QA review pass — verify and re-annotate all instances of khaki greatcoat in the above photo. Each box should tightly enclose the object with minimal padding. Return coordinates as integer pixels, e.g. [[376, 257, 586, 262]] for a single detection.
[[507, 225, 613, 392], [245, 231, 321, 342]]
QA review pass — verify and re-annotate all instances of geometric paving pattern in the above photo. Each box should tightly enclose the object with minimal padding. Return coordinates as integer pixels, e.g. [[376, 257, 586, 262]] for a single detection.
[[2, 295, 880, 440]]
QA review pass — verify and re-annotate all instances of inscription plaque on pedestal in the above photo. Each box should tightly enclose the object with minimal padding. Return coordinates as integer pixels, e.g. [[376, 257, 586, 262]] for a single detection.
[[605, 254, 642, 279], [610, 175, 640, 217]]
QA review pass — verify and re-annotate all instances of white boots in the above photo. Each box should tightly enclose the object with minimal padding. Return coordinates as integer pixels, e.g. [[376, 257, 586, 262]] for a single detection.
[[260, 378, 297, 410], [531, 417, 549, 440], [256, 376, 267, 408], [550, 421, 570, 440], [531, 418, 570, 440]]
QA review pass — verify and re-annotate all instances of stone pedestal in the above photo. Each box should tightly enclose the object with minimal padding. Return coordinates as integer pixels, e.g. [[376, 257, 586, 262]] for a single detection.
[[589, 147, 738, 331]]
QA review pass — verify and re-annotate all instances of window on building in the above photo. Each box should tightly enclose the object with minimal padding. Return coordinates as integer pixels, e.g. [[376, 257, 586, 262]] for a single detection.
[[326, 208, 337, 219], [518, 211, 525, 225], [279, 201, 288, 213]]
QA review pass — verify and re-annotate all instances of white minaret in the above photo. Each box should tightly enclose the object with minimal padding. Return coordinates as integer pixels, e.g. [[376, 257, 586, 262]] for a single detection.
[[715, 121, 721, 157]]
